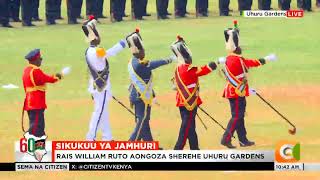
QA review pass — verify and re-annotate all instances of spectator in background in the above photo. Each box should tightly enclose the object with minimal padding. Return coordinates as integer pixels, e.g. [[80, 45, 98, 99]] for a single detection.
[[197, 0, 209, 17], [142, 0, 151, 16], [258, 0, 271, 10], [238, 0, 252, 15], [317, 0, 320, 7], [56, 0, 63, 19], [21, 0, 35, 26], [67, 0, 80, 24], [45, 0, 60, 25], [297, 0, 312, 11], [32, 0, 42, 21], [121, 0, 127, 17], [219, 0, 230, 16], [175, 0, 188, 17], [86, 0, 98, 19], [157, 0, 170, 19], [132, 0, 144, 20], [97, 0, 107, 18], [279, 0, 291, 10], [9, 0, 21, 22], [0, 0, 12, 27], [111, 0, 123, 22]]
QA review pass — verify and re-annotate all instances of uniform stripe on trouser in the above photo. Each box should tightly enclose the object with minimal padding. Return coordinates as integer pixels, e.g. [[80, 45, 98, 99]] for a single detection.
[[93, 90, 107, 140], [32, 111, 39, 135], [181, 110, 194, 149], [226, 98, 239, 141]]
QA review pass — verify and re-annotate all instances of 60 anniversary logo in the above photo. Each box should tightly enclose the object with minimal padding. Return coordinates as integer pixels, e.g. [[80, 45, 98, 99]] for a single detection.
[[275, 141, 300, 163]]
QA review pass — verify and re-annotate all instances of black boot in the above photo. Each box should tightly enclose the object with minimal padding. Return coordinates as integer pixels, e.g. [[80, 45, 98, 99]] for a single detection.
[[239, 140, 255, 147], [221, 141, 236, 149]]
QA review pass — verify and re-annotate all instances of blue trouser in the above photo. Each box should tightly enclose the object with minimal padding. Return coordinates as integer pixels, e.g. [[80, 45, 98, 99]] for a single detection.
[[31, 0, 39, 19], [258, 0, 271, 10], [9, 0, 20, 21], [219, 0, 230, 16], [21, 0, 33, 24], [221, 97, 248, 144], [129, 99, 153, 141], [175, 0, 187, 16], [174, 107, 199, 150], [28, 109, 46, 137], [0, 0, 10, 25]]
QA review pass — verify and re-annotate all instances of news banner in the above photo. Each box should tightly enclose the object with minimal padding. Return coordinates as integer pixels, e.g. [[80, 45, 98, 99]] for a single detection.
[[0, 140, 319, 171]]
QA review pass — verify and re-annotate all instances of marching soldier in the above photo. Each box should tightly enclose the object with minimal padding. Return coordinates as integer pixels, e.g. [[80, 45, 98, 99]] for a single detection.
[[45, 0, 60, 25], [0, 0, 12, 27], [21, 0, 35, 26], [82, 17, 126, 141], [67, 0, 80, 24], [258, 0, 271, 10], [297, 0, 312, 11], [157, 0, 170, 19], [126, 28, 175, 142], [171, 36, 217, 150], [219, 21, 277, 148], [32, 0, 41, 21], [22, 49, 66, 161], [219, 0, 230, 16], [175, 0, 188, 17], [9, 0, 21, 22], [196, 0, 209, 17]]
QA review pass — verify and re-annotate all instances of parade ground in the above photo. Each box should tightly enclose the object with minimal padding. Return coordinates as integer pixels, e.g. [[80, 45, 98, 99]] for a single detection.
[[1, 0, 320, 179]]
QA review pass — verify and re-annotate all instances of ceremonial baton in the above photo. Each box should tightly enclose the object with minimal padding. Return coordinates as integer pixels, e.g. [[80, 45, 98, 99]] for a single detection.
[[112, 96, 135, 117], [196, 113, 208, 130], [255, 92, 296, 135], [198, 106, 236, 139]]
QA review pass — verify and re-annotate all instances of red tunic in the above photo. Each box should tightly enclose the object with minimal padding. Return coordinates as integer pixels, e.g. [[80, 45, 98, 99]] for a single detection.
[[175, 63, 213, 107], [22, 64, 59, 110], [223, 53, 262, 99]]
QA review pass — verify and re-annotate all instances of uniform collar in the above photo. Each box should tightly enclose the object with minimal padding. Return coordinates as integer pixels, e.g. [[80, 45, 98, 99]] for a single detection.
[[28, 64, 40, 69], [228, 53, 242, 57]]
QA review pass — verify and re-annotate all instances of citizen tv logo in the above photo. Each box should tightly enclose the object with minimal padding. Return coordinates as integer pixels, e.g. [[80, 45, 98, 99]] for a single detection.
[[275, 141, 300, 163], [286, 10, 304, 18]]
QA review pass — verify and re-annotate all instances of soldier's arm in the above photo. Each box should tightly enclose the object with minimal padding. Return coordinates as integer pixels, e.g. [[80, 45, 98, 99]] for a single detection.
[[147, 59, 171, 70], [105, 40, 126, 58], [243, 58, 266, 68], [196, 62, 217, 77], [33, 69, 60, 85]]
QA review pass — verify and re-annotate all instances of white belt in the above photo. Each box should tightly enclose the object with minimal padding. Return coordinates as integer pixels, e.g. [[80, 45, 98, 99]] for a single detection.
[[236, 73, 245, 78], [186, 83, 196, 88]]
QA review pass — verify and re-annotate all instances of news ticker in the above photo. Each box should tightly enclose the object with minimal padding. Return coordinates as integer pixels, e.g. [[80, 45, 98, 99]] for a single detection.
[[0, 162, 320, 171]]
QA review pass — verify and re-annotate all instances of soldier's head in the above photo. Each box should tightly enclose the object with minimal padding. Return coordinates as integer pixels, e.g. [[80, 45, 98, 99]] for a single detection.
[[224, 27, 241, 55], [82, 16, 100, 46], [126, 28, 145, 60], [25, 49, 43, 67], [171, 35, 192, 64]]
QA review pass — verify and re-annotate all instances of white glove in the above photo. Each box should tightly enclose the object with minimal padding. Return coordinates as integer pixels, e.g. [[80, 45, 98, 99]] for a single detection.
[[249, 88, 257, 95], [217, 57, 226, 64], [153, 98, 160, 106], [264, 53, 278, 62], [167, 55, 178, 63], [2, 84, 19, 89], [61, 67, 71, 76]]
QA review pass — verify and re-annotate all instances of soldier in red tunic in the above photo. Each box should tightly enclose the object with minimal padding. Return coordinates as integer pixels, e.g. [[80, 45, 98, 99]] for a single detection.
[[220, 22, 277, 148], [171, 36, 217, 150], [22, 49, 63, 161]]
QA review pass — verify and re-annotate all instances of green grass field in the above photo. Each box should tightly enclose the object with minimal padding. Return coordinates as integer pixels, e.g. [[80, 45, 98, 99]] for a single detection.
[[1, 0, 320, 179]]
